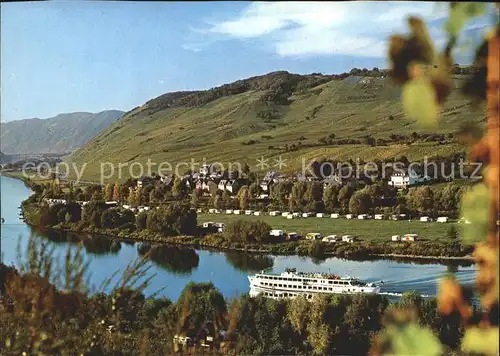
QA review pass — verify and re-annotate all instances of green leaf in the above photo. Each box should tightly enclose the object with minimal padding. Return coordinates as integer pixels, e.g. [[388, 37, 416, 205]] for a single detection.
[[445, 3, 487, 38], [460, 183, 489, 243], [385, 323, 443, 356], [462, 327, 499, 356], [402, 78, 439, 129]]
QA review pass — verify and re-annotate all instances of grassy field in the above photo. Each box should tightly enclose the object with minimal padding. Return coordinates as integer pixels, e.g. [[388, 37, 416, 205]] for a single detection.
[[1, 170, 90, 192], [66, 73, 482, 182], [197, 213, 457, 243]]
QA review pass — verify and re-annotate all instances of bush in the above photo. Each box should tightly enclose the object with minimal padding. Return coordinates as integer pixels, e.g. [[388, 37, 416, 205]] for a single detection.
[[308, 240, 325, 259], [222, 219, 273, 244]]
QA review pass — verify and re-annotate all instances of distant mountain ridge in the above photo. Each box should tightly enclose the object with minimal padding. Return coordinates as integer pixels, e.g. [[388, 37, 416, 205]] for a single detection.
[[1, 110, 124, 154]]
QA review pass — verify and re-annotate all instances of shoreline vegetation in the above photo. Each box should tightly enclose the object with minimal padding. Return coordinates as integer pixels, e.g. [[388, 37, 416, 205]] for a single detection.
[[20, 199, 474, 264], [3, 173, 474, 263]]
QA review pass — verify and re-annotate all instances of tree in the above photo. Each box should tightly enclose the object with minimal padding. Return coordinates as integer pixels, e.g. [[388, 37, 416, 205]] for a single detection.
[[237, 186, 250, 211], [306, 295, 332, 355], [176, 282, 227, 339], [112, 182, 121, 202], [222, 190, 233, 209], [172, 177, 186, 200], [128, 187, 138, 207], [105, 183, 113, 201], [249, 182, 260, 198], [242, 163, 251, 176], [364, 136, 376, 146], [287, 296, 311, 337], [447, 225, 458, 239], [145, 202, 197, 235], [289, 181, 307, 212], [136, 212, 148, 229], [101, 208, 122, 229], [304, 182, 323, 212], [338, 185, 354, 213], [82, 201, 108, 227], [407, 186, 435, 216], [323, 185, 339, 213], [364, 184, 381, 204], [349, 191, 371, 215], [190, 188, 203, 208], [223, 219, 272, 243]]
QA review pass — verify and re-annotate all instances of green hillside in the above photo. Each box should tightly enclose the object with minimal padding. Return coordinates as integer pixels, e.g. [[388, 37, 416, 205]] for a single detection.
[[68, 71, 484, 181]]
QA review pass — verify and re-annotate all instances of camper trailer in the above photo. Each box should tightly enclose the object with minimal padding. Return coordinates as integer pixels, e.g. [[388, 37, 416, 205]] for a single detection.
[[391, 235, 401, 242], [342, 235, 356, 243], [270, 229, 284, 237], [322, 235, 338, 243], [402, 233, 418, 242], [305, 233, 322, 240], [286, 232, 300, 241]]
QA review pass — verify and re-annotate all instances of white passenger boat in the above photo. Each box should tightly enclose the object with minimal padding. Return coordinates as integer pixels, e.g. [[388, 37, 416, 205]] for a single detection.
[[249, 268, 381, 299]]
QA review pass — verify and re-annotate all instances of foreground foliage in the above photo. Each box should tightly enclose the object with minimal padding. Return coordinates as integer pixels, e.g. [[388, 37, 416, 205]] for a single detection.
[[0, 237, 466, 356], [371, 3, 499, 355]]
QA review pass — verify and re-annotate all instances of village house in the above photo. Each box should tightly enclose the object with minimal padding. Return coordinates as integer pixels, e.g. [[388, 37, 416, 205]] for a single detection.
[[322, 175, 342, 189], [137, 175, 154, 189], [218, 179, 228, 191], [260, 171, 287, 192], [181, 175, 193, 190], [200, 163, 214, 176], [160, 175, 174, 187], [195, 179, 204, 191], [389, 166, 431, 188], [225, 179, 240, 194]]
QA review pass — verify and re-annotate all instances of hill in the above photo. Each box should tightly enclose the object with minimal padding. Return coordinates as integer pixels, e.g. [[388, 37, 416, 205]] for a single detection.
[[0, 110, 124, 154], [68, 71, 484, 181]]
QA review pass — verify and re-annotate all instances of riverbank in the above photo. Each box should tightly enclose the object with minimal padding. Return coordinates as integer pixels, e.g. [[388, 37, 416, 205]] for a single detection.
[[20, 200, 474, 264]]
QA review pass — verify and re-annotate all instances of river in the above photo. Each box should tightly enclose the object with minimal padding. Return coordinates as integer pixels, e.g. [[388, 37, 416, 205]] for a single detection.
[[0, 175, 475, 301]]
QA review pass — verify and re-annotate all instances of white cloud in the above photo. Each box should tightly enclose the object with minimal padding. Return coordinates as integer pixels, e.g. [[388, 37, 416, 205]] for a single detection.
[[184, 2, 493, 58]]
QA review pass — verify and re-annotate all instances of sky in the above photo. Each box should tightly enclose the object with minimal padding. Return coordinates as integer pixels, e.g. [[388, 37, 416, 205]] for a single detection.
[[0, 1, 495, 122]]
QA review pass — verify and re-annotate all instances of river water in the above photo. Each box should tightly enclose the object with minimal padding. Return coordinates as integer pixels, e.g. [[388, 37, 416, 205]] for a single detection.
[[0, 176, 475, 301]]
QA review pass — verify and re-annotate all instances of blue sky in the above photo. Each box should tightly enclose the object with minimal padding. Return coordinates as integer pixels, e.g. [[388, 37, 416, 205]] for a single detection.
[[1, 1, 494, 122]]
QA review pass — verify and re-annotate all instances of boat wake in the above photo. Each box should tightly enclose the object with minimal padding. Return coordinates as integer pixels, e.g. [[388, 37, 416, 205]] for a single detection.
[[378, 291, 433, 298]]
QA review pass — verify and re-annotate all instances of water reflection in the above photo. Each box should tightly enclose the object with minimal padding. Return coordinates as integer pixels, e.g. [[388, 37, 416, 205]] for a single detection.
[[224, 251, 274, 273], [137, 243, 199, 275], [33, 228, 122, 255]]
